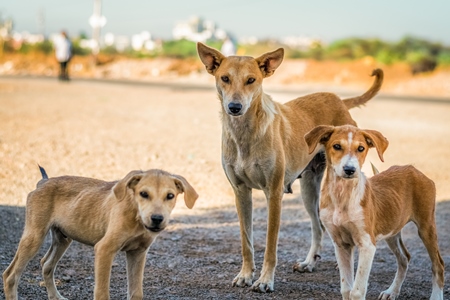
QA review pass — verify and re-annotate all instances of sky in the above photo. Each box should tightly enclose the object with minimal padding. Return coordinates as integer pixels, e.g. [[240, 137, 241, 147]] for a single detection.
[[1, 0, 450, 45]]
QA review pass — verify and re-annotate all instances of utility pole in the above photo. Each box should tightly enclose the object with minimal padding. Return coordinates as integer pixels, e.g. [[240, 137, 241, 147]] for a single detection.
[[0, 16, 12, 57], [37, 8, 45, 38], [89, 0, 106, 61]]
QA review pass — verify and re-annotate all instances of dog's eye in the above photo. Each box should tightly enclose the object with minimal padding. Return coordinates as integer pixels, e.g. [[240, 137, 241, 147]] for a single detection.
[[357, 146, 365, 152], [140, 191, 149, 199], [221, 76, 229, 83], [247, 77, 255, 84], [166, 193, 175, 200], [333, 144, 341, 150]]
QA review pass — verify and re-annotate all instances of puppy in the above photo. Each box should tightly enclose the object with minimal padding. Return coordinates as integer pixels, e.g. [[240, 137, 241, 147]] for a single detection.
[[197, 42, 383, 292], [305, 125, 444, 300], [3, 166, 198, 300]]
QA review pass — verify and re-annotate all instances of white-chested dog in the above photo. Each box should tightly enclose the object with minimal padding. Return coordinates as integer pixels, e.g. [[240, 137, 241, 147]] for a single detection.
[[305, 125, 444, 300]]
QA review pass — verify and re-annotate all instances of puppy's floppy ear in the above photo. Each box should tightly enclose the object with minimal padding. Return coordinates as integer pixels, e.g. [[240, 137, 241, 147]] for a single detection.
[[113, 170, 143, 200], [171, 174, 198, 209], [304, 125, 335, 154], [255, 48, 284, 78], [197, 42, 225, 75], [361, 129, 389, 162]]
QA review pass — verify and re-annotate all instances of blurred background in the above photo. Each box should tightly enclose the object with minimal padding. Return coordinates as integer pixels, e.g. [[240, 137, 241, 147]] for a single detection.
[[1, 0, 449, 96]]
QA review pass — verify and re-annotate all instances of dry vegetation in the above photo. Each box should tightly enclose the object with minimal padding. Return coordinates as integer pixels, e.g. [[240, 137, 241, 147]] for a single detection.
[[1, 52, 450, 98]]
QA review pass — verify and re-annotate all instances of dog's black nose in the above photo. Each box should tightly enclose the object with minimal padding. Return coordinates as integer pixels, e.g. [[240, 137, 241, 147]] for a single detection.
[[151, 214, 164, 226], [228, 102, 242, 114], [343, 166, 356, 176]]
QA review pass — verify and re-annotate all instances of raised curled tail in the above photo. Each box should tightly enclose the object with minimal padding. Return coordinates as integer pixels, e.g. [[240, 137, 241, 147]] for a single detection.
[[343, 68, 383, 109]]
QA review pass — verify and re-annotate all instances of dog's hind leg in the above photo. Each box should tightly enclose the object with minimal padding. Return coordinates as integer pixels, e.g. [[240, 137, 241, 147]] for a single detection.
[[416, 220, 445, 300], [3, 226, 49, 299], [41, 228, 72, 300], [378, 232, 411, 300], [293, 152, 325, 273], [232, 185, 255, 288]]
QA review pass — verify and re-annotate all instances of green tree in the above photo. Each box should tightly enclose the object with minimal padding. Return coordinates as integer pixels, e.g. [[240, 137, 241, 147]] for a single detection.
[[161, 39, 198, 58], [437, 50, 450, 66]]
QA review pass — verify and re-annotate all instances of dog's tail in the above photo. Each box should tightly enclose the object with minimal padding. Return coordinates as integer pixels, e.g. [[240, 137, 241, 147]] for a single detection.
[[370, 162, 380, 175], [36, 165, 49, 188], [343, 68, 383, 109], [38, 165, 49, 180]]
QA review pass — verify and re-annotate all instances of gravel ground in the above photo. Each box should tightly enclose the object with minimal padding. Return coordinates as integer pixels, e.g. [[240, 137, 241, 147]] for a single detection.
[[0, 77, 449, 299]]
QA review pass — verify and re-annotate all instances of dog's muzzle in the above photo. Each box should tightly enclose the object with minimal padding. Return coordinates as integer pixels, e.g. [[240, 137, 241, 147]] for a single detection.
[[145, 214, 165, 232], [343, 166, 356, 178], [227, 102, 243, 116]]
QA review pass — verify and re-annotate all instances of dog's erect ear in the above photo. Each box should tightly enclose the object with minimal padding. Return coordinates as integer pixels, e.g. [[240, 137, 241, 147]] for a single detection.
[[362, 129, 389, 162], [304, 125, 335, 154], [255, 48, 284, 78], [171, 174, 198, 209], [113, 170, 144, 200], [197, 42, 225, 75]]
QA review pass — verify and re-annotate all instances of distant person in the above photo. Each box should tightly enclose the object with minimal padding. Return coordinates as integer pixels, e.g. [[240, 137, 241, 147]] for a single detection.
[[221, 37, 236, 56], [54, 31, 72, 81]]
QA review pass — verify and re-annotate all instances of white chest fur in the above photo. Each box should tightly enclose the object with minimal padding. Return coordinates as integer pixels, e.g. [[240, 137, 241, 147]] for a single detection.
[[320, 175, 368, 246]]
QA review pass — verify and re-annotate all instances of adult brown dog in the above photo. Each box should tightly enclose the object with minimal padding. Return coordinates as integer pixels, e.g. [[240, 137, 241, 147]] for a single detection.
[[197, 42, 383, 292], [3, 167, 198, 300], [305, 124, 444, 299]]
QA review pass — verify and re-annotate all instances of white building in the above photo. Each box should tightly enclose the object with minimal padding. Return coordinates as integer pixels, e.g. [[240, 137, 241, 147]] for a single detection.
[[100, 32, 130, 52], [173, 16, 228, 43], [12, 31, 45, 44], [281, 36, 318, 50], [131, 31, 155, 51]]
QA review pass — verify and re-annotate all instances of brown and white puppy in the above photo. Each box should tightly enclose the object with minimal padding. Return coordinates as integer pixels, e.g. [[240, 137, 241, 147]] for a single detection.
[[305, 125, 444, 300], [3, 167, 198, 300], [197, 42, 383, 292]]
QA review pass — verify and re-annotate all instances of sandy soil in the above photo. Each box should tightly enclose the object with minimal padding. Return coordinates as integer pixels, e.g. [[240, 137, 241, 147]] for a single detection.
[[0, 77, 449, 299]]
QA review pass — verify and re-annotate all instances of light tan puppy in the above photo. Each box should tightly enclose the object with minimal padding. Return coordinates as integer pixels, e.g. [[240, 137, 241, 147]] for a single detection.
[[305, 125, 444, 300], [3, 166, 198, 300], [197, 42, 383, 292]]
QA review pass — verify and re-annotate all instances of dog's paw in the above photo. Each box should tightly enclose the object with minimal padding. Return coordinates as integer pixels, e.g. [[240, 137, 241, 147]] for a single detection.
[[378, 290, 399, 300], [293, 254, 321, 273], [252, 278, 274, 293], [232, 271, 253, 288], [48, 295, 69, 300]]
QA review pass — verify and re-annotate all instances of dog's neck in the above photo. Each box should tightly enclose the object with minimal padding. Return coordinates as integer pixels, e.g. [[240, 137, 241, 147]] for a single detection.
[[221, 91, 277, 148], [323, 168, 367, 214]]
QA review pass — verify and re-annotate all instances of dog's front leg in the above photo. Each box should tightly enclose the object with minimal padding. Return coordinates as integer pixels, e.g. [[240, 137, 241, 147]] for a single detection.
[[351, 242, 376, 300], [94, 239, 120, 300], [251, 183, 284, 293], [333, 242, 355, 300], [232, 184, 255, 288], [126, 248, 150, 300]]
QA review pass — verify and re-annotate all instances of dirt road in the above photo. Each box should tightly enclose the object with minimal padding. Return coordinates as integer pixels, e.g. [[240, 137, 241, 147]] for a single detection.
[[0, 77, 449, 299]]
